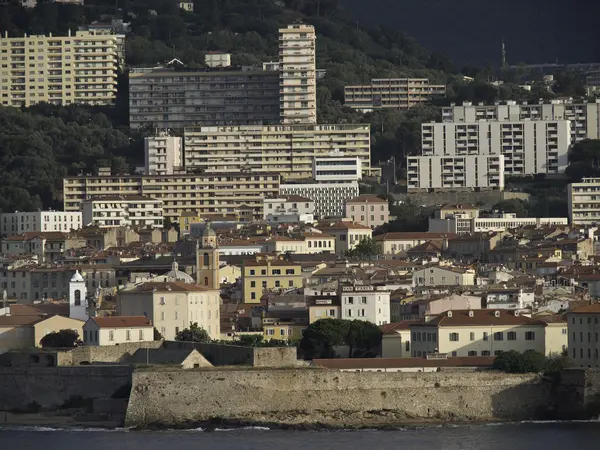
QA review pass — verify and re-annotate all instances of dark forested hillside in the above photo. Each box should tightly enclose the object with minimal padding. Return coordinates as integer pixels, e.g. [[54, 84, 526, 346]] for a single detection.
[[340, 0, 600, 66]]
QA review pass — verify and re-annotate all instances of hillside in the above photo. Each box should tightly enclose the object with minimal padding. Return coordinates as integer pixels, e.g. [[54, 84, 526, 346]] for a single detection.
[[340, 0, 600, 67]]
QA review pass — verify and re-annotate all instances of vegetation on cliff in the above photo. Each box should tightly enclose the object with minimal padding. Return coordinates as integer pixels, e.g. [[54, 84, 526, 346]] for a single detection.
[[492, 350, 572, 374], [40, 329, 82, 348]]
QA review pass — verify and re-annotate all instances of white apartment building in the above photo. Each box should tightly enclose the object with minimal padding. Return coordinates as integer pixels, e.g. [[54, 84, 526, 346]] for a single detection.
[[421, 119, 571, 176], [63, 172, 280, 222], [340, 284, 391, 326], [567, 304, 600, 368], [279, 24, 317, 124], [0, 211, 82, 237], [407, 155, 505, 191], [443, 99, 600, 143], [484, 288, 535, 310], [344, 78, 446, 112], [183, 124, 371, 179], [279, 181, 359, 218], [204, 52, 231, 68], [0, 29, 119, 107], [316, 220, 373, 255], [144, 133, 183, 175], [263, 195, 315, 224], [313, 155, 362, 181], [82, 195, 164, 229], [429, 213, 568, 234], [568, 177, 600, 225]]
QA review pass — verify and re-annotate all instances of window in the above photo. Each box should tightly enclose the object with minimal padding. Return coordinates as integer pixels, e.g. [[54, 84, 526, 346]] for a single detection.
[[83, 330, 88, 341], [285, 269, 295, 275], [507, 331, 516, 341], [361, 296, 367, 304], [139, 330, 144, 340], [481, 350, 491, 356], [250, 270, 255, 275], [451, 351, 457, 357], [494, 350, 503, 356], [347, 297, 354, 305], [483, 332, 488, 341], [525, 331, 535, 341], [405, 341, 410, 352], [573, 348, 576, 359], [573, 332, 576, 342], [126, 330, 131, 341], [109, 330, 114, 341], [160, 312, 165, 321], [469, 332, 475, 341], [449, 332, 459, 342], [468, 351, 477, 356], [250, 281, 256, 287]]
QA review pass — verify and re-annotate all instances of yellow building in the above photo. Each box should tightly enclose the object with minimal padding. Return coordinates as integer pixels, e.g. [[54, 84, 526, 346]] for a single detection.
[[242, 256, 304, 303], [180, 211, 201, 234], [63, 172, 280, 222], [307, 295, 341, 323], [0, 30, 119, 107], [262, 317, 308, 342], [410, 309, 565, 358]]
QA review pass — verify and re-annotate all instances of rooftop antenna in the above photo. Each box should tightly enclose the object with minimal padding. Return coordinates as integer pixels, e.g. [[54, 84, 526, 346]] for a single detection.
[[501, 38, 507, 71]]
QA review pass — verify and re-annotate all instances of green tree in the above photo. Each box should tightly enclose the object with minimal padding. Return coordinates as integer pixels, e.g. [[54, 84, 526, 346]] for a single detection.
[[175, 322, 211, 342], [346, 237, 379, 259], [299, 319, 382, 360], [40, 329, 82, 348], [492, 350, 547, 373], [491, 199, 530, 217], [153, 327, 164, 340], [566, 139, 600, 181]]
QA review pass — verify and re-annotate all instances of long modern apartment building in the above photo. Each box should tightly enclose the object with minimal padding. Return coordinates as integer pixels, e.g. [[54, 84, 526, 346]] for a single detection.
[[568, 177, 600, 225], [0, 29, 119, 107], [0, 211, 82, 237], [183, 123, 372, 179], [129, 24, 317, 129], [129, 66, 281, 129], [63, 172, 280, 221], [344, 78, 446, 112], [420, 119, 571, 176], [442, 99, 600, 143], [407, 154, 505, 192]]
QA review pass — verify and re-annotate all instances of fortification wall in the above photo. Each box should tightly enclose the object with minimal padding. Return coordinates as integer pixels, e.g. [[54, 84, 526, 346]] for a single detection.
[[0, 366, 133, 411], [162, 341, 298, 367], [69, 341, 163, 365], [125, 369, 552, 428]]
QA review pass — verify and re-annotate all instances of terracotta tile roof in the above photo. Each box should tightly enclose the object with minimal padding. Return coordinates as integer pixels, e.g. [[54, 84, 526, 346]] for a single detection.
[[568, 303, 600, 314], [90, 316, 152, 328], [407, 241, 442, 254], [312, 356, 495, 370], [10, 303, 69, 317], [346, 194, 388, 204], [380, 320, 420, 335], [374, 232, 457, 241], [4, 232, 70, 241], [126, 281, 214, 293], [411, 309, 547, 327], [316, 220, 372, 231], [0, 315, 45, 327]]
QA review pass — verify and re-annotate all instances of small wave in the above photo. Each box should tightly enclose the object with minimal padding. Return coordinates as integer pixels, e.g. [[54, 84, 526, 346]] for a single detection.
[[215, 426, 270, 432], [0, 425, 125, 432]]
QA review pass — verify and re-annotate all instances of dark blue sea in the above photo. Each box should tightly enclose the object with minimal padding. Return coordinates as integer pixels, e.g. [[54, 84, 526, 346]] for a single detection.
[[1, 422, 599, 449]]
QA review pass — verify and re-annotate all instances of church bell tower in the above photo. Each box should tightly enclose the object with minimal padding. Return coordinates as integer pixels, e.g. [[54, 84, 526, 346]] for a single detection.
[[196, 222, 220, 289]]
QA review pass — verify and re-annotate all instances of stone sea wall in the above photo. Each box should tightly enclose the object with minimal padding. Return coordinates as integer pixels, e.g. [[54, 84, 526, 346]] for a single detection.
[[0, 366, 133, 411], [125, 369, 553, 428]]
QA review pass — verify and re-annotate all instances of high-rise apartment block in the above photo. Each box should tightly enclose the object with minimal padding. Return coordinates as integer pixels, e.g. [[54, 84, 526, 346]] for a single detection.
[[129, 24, 317, 130], [82, 195, 164, 228], [442, 99, 600, 143], [344, 78, 446, 112], [313, 155, 362, 182], [183, 124, 371, 179], [568, 177, 600, 225], [0, 30, 119, 107], [144, 133, 183, 175], [63, 172, 280, 221], [129, 66, 281, 129], [421, 119, 571, 176], [278, 24, 317, 124]]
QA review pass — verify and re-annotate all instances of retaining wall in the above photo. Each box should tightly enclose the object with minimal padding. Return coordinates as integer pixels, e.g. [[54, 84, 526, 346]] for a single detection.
[[125, 369, 553, 428]]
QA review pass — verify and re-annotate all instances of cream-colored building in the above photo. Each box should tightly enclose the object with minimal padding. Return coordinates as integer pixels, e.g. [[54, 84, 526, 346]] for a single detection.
[[144, 133, 183, 175], [183, 124, 371, 179], [0, 29, 119, 107], [264, 195, 315, 223], [302, 232, 336, 254], [279, 24, 317, 124], [344, 78, 446, 112], [381, 321, 415, 358], [374, 232, 457, 255], [82, 316, 153, 346], [117, 281, 221, 340], [410, 309, 562, 357], [568, 177, 600, 225], [241, 256, 304, 303], [63, 172, 279, 221], [82, 195, 164, 228], [316, 220, 372, 255], [567, 304, 600, 368], [346, 194, 389, 229], [412, 265, 476, 287], [0, 314, 83, 353], [340, 283, 391, 326]]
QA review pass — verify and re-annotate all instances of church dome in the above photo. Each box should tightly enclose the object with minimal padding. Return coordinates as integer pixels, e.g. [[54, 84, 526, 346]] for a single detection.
[[165, 260, 195, 284], [203, 222, 216, 238], [71, 270, 84, 282]]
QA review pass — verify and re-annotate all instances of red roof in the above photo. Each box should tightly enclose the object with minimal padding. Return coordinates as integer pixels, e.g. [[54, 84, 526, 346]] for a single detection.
[[568, 303, 600, 314], [380, 320, 420, 335], [90, 316, 152, 328], [313, 356, 495, 370]]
